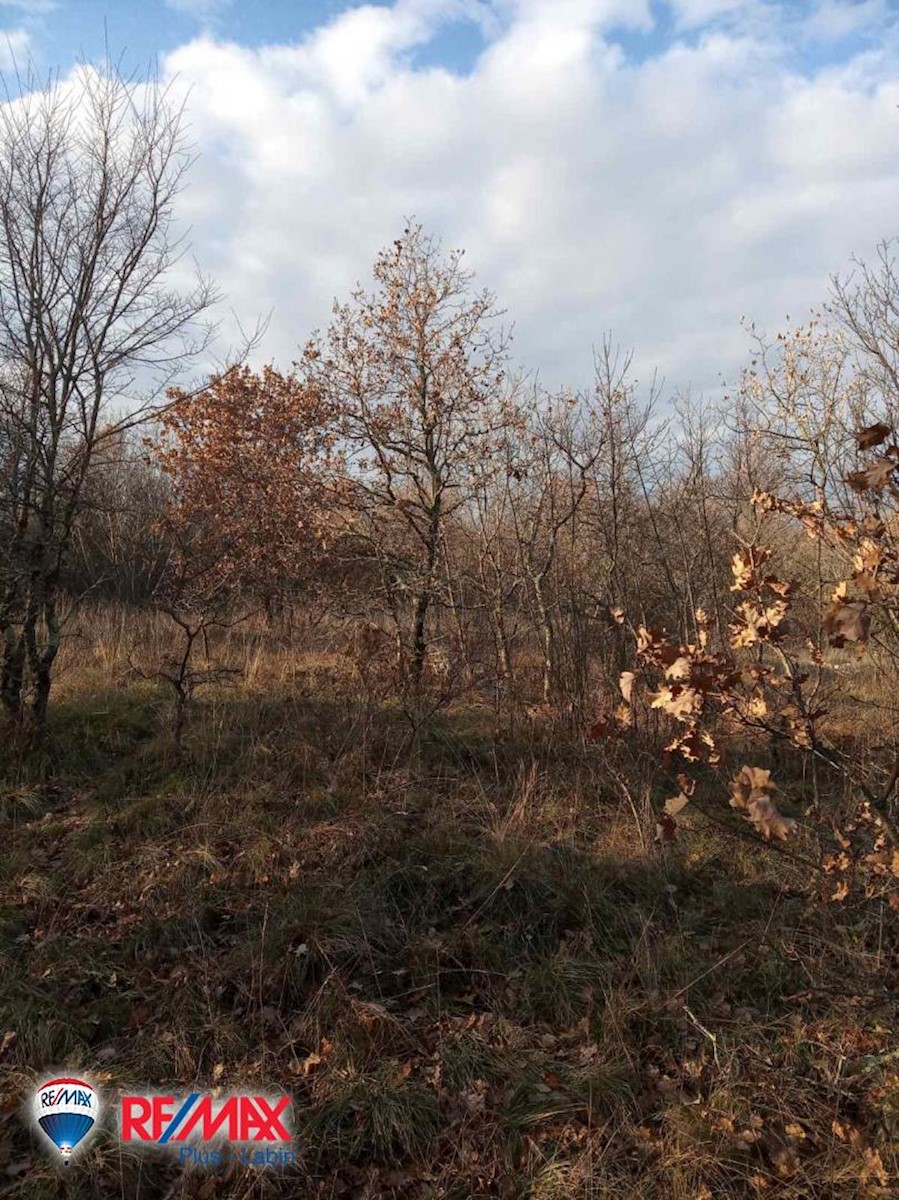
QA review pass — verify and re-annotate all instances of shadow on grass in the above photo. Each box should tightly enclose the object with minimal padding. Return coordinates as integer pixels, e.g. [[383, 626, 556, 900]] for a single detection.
[[0, 687, 895, 1197]]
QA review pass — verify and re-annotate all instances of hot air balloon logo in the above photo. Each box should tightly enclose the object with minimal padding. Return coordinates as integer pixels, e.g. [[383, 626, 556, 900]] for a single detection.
[[32, 1077, 100, 1164]]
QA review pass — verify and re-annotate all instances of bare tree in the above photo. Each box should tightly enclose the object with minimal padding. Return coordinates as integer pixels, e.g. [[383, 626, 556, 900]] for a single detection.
[[66, 428, 171, 605], [0, 61, 215, 733], [500, 387, 606, 710]]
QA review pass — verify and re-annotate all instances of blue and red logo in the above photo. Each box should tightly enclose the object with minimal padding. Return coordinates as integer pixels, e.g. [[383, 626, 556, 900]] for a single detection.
[[32, 1077, 100, 1164], [30, 1077, 294, 1169], [120, 1092, 294, 1166]]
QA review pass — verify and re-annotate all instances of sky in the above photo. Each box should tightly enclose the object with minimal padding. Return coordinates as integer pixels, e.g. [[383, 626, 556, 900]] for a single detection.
[[1, 0, 899, 396]]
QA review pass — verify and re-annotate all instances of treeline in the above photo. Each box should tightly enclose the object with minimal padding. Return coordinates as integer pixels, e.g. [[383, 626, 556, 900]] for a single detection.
[[66, 310, 743, 726], [56, 218, 883, 730], [2, 61, 899, 754]]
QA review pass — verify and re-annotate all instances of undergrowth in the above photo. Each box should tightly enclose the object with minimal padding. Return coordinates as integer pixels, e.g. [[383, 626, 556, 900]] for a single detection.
[[0, 679, 896, 1198]]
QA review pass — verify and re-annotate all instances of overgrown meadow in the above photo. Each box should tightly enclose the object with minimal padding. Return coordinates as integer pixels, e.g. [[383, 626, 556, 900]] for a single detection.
[[1, 62, 898, 1200]]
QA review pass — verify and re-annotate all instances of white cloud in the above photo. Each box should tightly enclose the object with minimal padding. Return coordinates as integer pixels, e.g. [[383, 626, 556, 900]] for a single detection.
[[157, 0, 899, 396], [668, 0, 749, 28], [166, 0, 231, 20], [0, 26, 30, 68], [0, 1, 57, 12], [805, 0, 887, 41], [498, 0, 653, 29]]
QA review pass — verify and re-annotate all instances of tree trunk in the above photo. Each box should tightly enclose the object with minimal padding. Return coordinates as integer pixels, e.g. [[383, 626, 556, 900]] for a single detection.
[[410, 498, 442, 689], [493, 598, 513, 694], [411, 588, 432, 688], [531, 572, 555, 705], [30, 622, 60, 736], [1, 627, 26, 722], [25, 584, 61, 739]]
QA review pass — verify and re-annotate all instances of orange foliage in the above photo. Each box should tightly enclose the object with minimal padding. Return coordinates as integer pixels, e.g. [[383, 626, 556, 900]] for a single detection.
[[153, 365, 340, 607]]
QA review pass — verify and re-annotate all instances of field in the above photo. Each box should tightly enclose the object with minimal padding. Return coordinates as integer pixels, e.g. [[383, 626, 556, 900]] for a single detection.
[[0, 615, 896, 1199], [1, 13, 899, 1200]]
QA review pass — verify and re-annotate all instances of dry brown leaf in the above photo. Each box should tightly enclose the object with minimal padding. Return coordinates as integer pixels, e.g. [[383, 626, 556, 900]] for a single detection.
[[731, 546, 770, 591], [772, 1145, 800, 1178], [746, 793, 797, 841], [664, 792, 690, 817], [636, 624, 666, 655], [731, 601, 785, 647], [300, 1051, 323, 1075], [783, 712, 813, 749], [822, 598, 870, 646], [655, 812, 677, 843], [666, 727, 719, 764], [587, 715, 617, 741], [730, 766, 796, 840], [650, 685, 703, 722], [853, 570, 882, 600], [860, 1147, 889, 1187], [764, 599, 789, 628], [764, 576, 798, 597], [677, 772, 696, 797], [854, 538, 885, 572], [664, 655, 692, 682], [636, 625, 680, 669], [846, 456, 897, 492], [862, 515, 887, 537], [856, 421, 892, 450], [730, 765, 774, 807]]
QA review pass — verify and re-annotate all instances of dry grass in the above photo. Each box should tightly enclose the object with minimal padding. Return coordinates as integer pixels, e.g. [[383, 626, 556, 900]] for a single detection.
[[0, 613, 897, 1198]]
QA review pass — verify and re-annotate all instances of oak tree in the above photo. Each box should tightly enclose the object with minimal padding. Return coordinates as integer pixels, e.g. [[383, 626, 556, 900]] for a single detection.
[[303, 222, 512, 698]]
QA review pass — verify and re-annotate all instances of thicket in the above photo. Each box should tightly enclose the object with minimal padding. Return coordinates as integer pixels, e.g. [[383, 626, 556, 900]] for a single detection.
[[8, 222, 896, 894]]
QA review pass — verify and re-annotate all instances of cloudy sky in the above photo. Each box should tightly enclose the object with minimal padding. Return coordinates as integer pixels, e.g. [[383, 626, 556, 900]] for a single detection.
[[2, 0, 899, 395]]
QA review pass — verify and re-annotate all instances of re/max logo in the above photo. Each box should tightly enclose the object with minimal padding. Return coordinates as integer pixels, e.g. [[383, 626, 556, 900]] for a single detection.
[[120, 1094, 292, 1144], [40, 1086, 93, 1109]]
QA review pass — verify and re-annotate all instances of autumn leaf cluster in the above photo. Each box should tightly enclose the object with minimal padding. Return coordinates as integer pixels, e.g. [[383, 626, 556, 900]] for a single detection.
[[154, 365, 341, 608]]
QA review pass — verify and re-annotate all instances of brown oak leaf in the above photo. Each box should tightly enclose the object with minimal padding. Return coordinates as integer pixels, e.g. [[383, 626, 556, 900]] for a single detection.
[[856, 422, 892, 450]]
